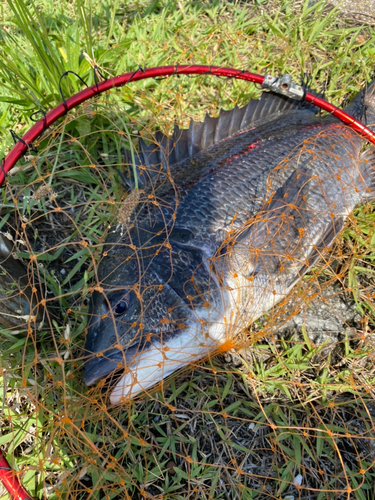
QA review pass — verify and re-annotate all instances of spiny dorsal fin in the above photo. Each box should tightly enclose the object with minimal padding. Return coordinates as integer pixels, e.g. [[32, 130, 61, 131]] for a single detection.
[[125, 90, 319, 189]]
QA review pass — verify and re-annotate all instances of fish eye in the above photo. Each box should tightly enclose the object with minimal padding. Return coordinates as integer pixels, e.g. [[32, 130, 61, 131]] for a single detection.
[[113, 300, 128, 316], [106, 290, 131, 317]]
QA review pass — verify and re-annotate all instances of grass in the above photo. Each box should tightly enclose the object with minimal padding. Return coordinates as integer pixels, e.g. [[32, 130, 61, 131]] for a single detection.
[[1, 0, 375, 499]]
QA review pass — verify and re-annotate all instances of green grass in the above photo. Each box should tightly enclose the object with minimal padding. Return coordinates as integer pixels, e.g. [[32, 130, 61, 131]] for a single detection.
[[1, 0, 375, 499]]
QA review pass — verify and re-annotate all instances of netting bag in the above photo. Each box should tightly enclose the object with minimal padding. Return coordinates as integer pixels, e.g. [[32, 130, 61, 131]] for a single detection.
[[1, 68, 375, 500]]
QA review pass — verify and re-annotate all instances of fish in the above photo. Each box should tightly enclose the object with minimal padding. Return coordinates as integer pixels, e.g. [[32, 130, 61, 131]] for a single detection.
[[83, 80, 375, 404], [0, 233, 44, 329]]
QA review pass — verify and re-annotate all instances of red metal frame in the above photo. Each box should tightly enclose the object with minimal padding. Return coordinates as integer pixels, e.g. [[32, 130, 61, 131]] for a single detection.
[[1, 64, 375, 499], [0, 454, 33, 500], [3, 65, 375, 188]]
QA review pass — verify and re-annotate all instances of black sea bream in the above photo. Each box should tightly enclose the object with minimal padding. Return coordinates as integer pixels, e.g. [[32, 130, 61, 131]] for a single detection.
[[84, 82, 375, 403]]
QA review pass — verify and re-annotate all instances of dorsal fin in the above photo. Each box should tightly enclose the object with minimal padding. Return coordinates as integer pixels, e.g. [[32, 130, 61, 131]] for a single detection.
[[123, 90, 320, 189]]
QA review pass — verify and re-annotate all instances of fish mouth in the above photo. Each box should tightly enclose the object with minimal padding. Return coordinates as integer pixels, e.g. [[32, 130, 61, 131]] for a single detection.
[[84, 317, 225, 403], [83, 342, 144, 386], [83, 350, 124, 386]]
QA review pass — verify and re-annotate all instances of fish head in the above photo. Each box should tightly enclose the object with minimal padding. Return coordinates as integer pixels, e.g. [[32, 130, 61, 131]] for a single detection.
[[84, 226, 229, 403]]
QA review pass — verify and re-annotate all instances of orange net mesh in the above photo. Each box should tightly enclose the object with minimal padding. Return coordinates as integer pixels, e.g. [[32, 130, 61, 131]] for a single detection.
[[1, 77, 375, 500]]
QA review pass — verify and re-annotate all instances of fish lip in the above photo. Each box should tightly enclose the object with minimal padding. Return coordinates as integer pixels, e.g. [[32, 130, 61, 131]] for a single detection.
[[83, 350, 125, 386], [83, 323, 190, 387], [83, 339, 152, 386]]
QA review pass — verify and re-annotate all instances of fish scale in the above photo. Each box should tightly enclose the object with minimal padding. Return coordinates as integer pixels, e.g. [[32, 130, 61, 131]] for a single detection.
[[84, 81, 375, 403], [175, 122, 358, 249]]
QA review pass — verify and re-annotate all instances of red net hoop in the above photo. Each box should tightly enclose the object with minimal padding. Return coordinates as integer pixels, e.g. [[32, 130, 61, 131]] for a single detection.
[[1, 65, 375, 500]]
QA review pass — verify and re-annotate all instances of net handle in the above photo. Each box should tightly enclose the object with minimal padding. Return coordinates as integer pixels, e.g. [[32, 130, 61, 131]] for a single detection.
[[0, 454, 35, 500], [2, 64, 375, 187]]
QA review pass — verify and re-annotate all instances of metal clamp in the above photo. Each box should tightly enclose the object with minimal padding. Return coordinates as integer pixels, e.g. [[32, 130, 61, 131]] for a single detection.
[[261, 74, 304, 101]]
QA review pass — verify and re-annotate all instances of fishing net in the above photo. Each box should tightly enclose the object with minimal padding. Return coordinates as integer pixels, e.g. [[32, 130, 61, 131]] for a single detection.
[[1, 71, 375, 500]]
